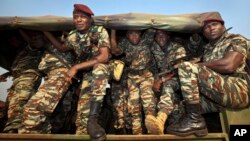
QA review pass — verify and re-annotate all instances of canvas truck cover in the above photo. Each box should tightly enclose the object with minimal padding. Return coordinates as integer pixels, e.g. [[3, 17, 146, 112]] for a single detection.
[[0, 11, 222, 32], [0, 11, 222, 70]]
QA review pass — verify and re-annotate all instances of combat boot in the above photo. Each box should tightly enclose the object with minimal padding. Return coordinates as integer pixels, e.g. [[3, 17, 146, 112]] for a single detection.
[[168, 102, 185, 125], [145, 112, 168, 134], [87, 101, 106, 141], [167, 102, 208, 137]]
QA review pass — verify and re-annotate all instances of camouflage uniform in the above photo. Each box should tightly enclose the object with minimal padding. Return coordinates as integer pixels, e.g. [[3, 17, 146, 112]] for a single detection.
[[64, 25, 110, 134], [19, 45, 75, 133], [111, 56, 132, 132], [151, 41, 187, 122], [4, 45, 44, 133], [178, 33, 250, 113], [117, 29, 156, 134], [185, 35, 205, 59]]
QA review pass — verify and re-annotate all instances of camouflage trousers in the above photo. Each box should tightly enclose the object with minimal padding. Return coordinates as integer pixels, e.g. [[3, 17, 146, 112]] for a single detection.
[[19, 68, 70, 134], [178, 62, 249, 110], [127, 70, 156, 134], [75, 63, 110, 135], [50, 86, 76, 134], [111, 81, 132, 130], [4, 70, 42, 132], [157, 77, 181, 115]]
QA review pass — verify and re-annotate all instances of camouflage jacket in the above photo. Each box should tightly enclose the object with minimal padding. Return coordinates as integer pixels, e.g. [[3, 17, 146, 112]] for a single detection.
[[151, 41, 186, 73], [64, 25, 110, 63], [38, 45, 75, 73], [11, 45, 44, 77], [118, 29, 155, 71], [203, 33, 249, 75]]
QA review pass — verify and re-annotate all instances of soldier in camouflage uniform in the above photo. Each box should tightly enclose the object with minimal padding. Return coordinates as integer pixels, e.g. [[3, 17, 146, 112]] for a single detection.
[[110, 55, 132, 134], [3, 30, 46, 133], [167, 14, 250, 137], [42, 4, 110, 141], [145, 30, 187, 134], [110, 29, 156, 134], [19, 32, 75, 134]]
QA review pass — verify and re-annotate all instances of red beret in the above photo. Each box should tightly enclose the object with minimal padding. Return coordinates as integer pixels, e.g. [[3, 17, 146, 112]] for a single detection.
[[74, 4, 94, 16], [203, 13, 224, 26]]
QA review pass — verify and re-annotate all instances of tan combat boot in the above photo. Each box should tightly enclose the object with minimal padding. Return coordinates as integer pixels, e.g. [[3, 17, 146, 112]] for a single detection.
[[145, 112, 168, 134]]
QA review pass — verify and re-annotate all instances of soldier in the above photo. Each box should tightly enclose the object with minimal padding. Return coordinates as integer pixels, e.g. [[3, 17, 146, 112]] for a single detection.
[[42, 4, 110, 141], [19, 32, 75, 134], [110, 55, 132, 134], [145, 30, 187, 134], [167, 13, 250, 137], [110, 29, 156, 134], [3, 30, 46, 133]]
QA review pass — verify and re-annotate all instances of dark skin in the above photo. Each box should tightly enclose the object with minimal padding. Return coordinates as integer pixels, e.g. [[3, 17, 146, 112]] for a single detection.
[[153, 30, 174, 93], [201, 21, 244, 74], [43, 11, 110, 83], [0, 30, 46, 82], [110, 29, 142, 56], [150, 30, 175, 92]]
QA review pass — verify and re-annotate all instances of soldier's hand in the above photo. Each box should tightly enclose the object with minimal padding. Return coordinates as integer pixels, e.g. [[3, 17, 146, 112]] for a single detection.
[[153, 79, 162, 93], [65, 67, 78, 83], [0, 75, 7, 82]]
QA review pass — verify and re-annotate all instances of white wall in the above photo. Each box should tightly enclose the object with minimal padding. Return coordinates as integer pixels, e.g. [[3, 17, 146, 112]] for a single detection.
[[0, 67, 12, 101]]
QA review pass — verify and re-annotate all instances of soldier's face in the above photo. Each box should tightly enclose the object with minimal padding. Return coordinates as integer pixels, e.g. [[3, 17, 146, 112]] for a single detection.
[[127, 30, 141, 45], [155, 31, 169, 47], [29, 32, 46, 49], [203, 21, 225, 41], [8, 36, 25, 49], [73, 12, 92, 33]]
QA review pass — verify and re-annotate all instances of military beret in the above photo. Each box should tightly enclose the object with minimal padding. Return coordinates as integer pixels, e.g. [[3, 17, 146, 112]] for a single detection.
[[203, 13, 224, 26], [73, 4, 94, 16]]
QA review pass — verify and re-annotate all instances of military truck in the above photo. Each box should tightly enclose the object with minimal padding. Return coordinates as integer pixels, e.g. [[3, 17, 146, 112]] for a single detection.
[[0, 11, 249, 141]]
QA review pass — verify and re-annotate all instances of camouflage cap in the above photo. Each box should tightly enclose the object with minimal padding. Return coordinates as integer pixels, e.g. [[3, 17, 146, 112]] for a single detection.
[[203, 12, 224, 26], [73, 4, 94, 16]]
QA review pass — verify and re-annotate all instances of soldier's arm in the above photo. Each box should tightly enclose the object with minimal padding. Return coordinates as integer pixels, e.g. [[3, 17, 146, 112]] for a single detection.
[[65, 27, 111, 82], [43, 31, 70, 52], [110, 29, 122, 55], [18, 29, 31, 43], [77, 47, 109, 68], [201, 51, 244, 74], [65, 47, 110, 82], [142, 28, 156, 45]]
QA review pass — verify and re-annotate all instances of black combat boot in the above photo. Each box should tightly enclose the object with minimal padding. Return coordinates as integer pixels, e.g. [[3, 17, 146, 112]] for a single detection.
[[167, 102, 208, 137], [87, 101, 106, 141]]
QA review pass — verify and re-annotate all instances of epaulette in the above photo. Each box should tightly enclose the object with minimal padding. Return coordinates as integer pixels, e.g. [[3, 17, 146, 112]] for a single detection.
[[89, 25, 104, 33]]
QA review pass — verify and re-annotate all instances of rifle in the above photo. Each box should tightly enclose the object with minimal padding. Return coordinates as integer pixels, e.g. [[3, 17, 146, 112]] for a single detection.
[[156, 55, 200, 81]]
